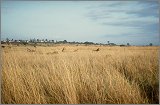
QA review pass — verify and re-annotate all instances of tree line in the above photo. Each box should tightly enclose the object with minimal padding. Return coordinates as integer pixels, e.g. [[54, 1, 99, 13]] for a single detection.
[[1, 38, 153, 46]]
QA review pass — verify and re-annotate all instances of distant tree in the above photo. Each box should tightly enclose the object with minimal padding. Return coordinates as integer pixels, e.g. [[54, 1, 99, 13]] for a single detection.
[[22, 42, 28, 46], [84, 41, 94, 45], [29, 38, 35, 43], [107, 41, 110, 44], [14, 40, 17, 42], [19, 40, 22, 42], [6, 38, 10, 45], [1, 41, 5, 44], [6, 38, 9, 42], [45, 39, 48, 42], [37, 39, 40, 42], [127, 43, 130, 46], [149, 43, 153, 46], [33, 38, 36, 42], [52, 40, 54, 43], [120, 44, 125, 47], [109, 43, 116, 46], [63, 40, 67, 43], [29, 39, 32, 42]]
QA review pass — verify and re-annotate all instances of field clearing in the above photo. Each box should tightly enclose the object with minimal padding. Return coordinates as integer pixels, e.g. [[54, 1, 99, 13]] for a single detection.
[[1, 45, 159, 104]]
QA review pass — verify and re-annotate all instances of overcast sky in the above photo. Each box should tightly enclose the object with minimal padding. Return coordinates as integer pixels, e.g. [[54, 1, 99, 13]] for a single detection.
[[1, 1, 159, 45]]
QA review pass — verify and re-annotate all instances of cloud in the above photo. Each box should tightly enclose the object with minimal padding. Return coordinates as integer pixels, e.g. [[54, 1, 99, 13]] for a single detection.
[[86, 1, 158, 20], [85, 1, 159, 34]]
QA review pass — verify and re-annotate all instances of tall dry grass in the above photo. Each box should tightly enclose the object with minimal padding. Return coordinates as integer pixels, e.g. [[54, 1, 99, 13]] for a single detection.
[[1, 45, 159, 104]]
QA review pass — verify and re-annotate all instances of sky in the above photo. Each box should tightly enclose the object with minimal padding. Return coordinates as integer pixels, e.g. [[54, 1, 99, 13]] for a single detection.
[[1, 1, 159, 45]]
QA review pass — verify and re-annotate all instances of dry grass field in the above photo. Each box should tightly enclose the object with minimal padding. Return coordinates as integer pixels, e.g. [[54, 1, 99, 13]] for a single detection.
[[1, 44, 159, 104]]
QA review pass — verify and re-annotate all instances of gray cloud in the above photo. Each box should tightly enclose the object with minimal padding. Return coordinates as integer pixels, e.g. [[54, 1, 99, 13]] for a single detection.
[[85, 1, 158, 32], [86, 1, 159, 20]]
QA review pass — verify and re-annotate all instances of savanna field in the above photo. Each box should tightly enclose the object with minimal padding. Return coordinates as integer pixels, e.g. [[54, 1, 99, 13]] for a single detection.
[[1, 44, 159, 104]]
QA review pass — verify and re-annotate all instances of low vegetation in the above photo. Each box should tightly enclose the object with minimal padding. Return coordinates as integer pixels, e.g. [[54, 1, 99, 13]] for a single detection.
[[1, 44, 159, 104]]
